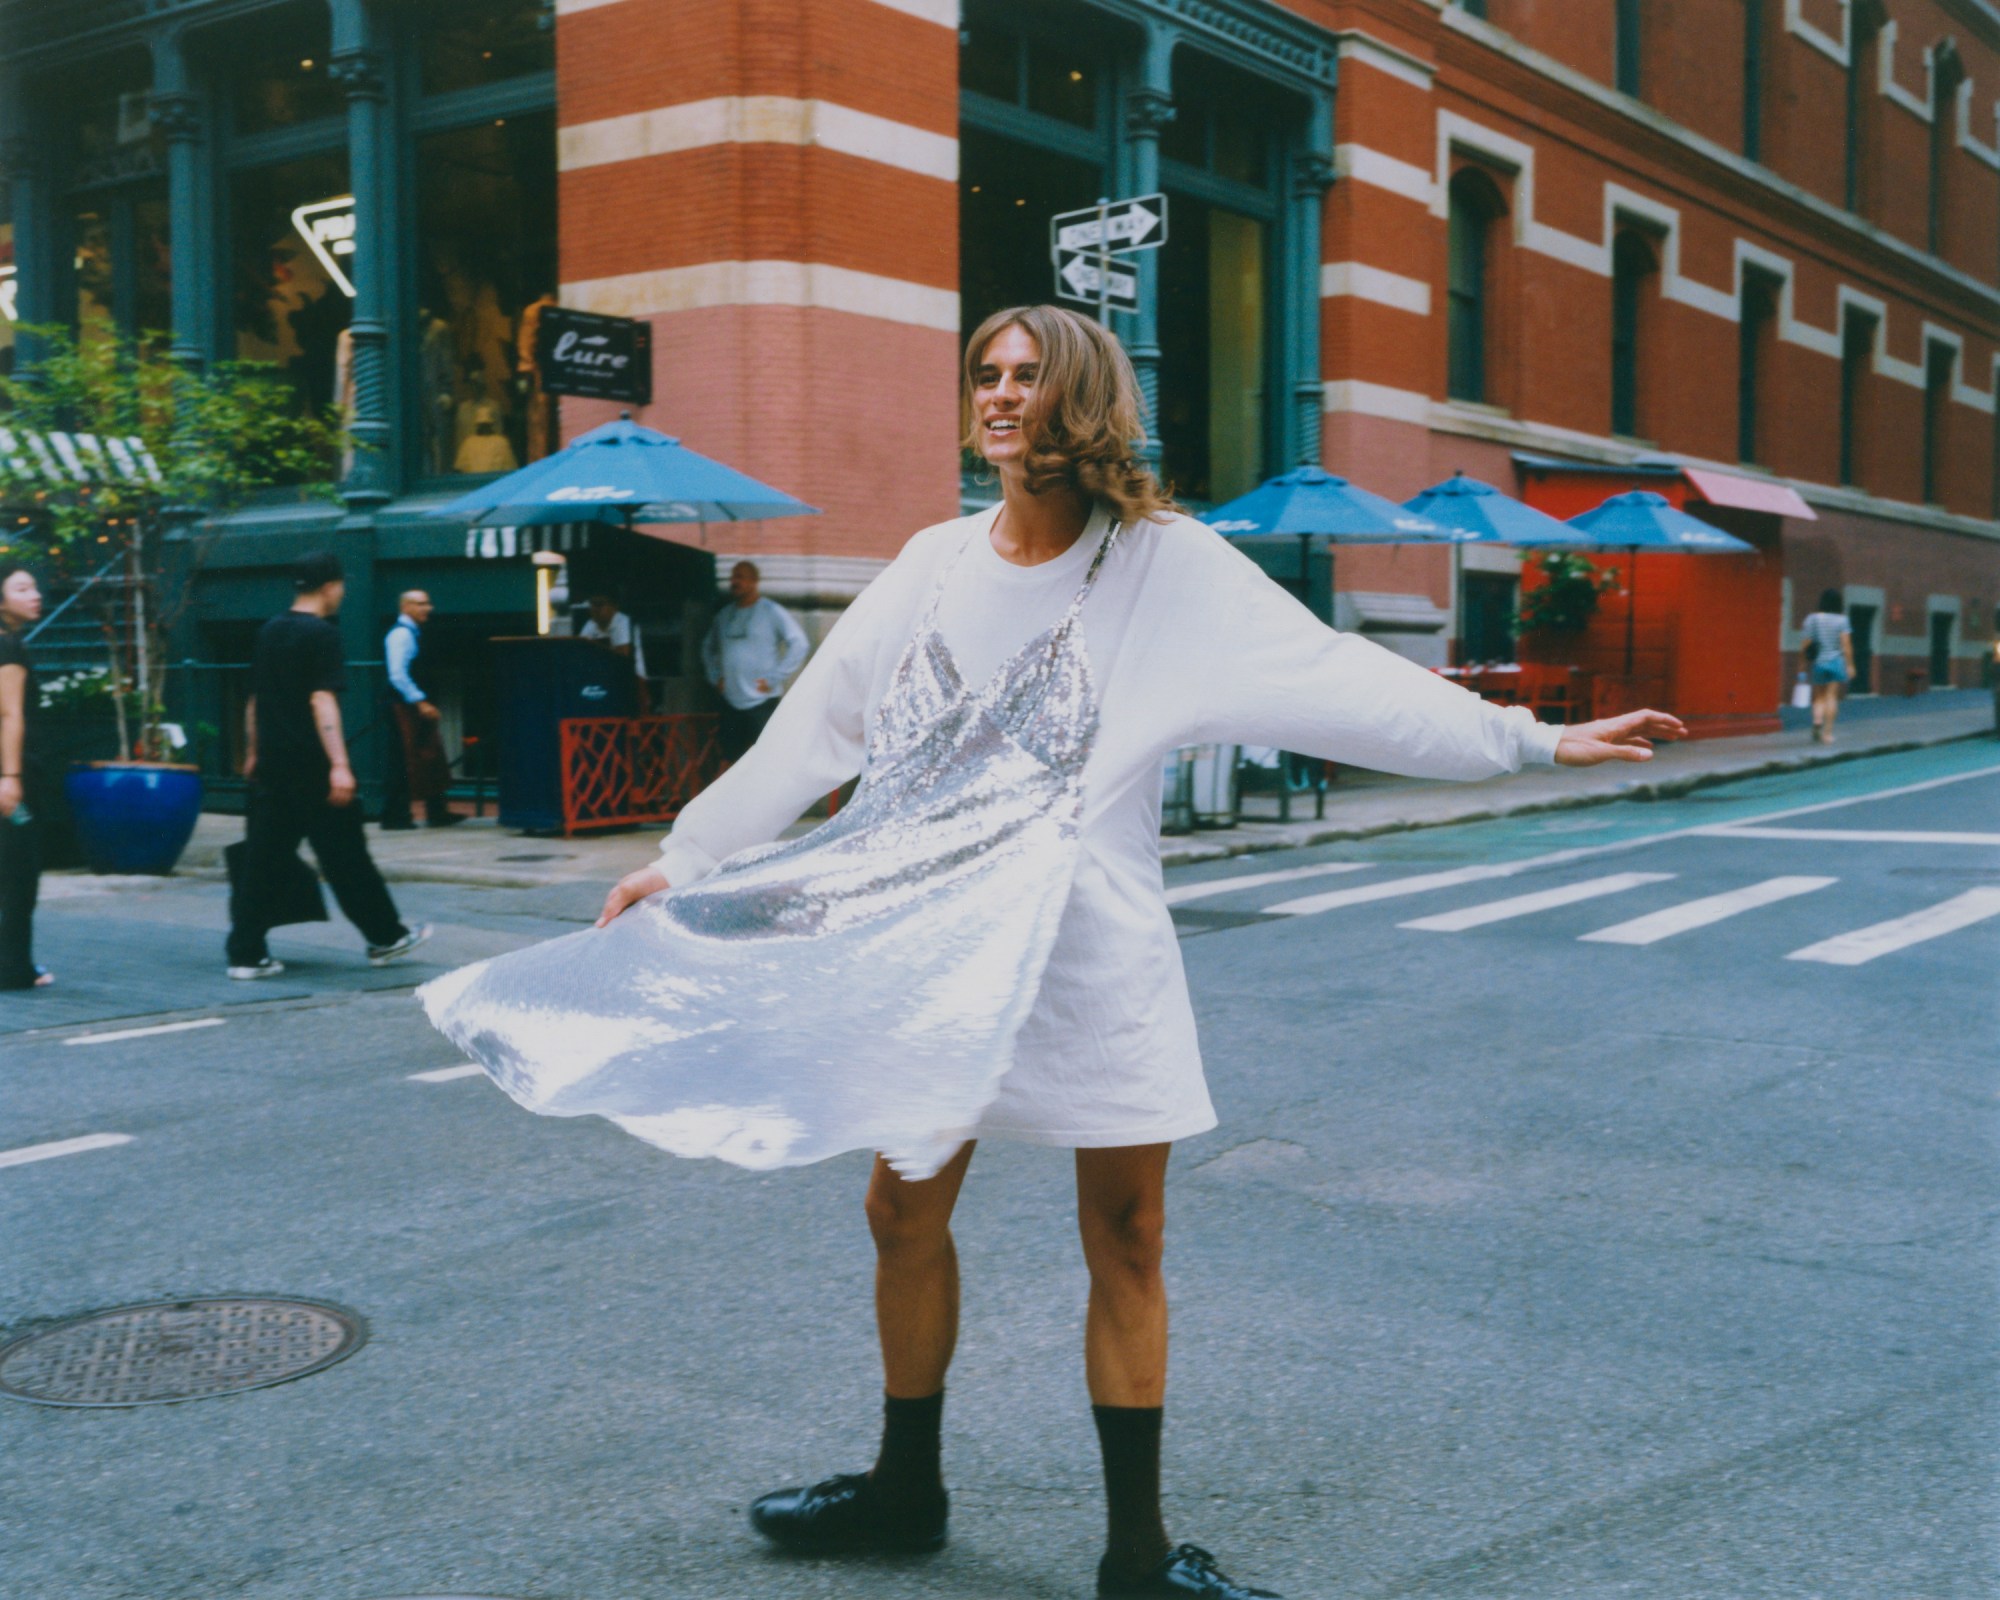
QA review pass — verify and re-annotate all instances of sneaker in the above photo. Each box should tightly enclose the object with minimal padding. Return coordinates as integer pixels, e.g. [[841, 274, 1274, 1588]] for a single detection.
[[227, 958, 286, 981], [366, 924, 433, 966]]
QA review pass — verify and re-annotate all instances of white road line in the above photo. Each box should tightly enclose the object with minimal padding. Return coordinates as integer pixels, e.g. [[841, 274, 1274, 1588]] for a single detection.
[[1785, 888, 2000, 966], [1698, 763, 2000, 827], [407, 1064, 487, 1083], [0, 1133, 134, 1169], [64, 1017, 226, 1047], [1697, 827, 2000, 846], [1265, 863, 1519, 916], [1580, 876, 1837, 945], [1163, 862, 1367, 906], [1398, 872, 1674, 932]]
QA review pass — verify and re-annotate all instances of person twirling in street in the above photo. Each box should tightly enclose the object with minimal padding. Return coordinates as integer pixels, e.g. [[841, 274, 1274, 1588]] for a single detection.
[[422, 306, 1683, 1598], [226, 552, 430, 980], [0, 562, 51, 990]]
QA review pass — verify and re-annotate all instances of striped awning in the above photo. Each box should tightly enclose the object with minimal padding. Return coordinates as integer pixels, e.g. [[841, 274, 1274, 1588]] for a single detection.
[[0, 428, 163, 487], [463, 522, 594, 559]]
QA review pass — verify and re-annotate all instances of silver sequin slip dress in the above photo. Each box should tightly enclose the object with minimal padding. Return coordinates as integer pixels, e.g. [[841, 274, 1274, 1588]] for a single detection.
[[419, 525, 1121, 1179]]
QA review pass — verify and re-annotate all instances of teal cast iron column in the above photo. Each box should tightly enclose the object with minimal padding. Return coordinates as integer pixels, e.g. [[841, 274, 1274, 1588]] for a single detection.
[[1119, 24, 1174, 470], [331, 2, 394, 512], [148, 27, 213, 370], [0, 78, 58, 366], [1288, 135, 1334, 467]]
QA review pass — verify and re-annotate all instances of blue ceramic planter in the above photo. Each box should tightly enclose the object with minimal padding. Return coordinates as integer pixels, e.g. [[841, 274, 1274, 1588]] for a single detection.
[[63, 763, 205, 876]]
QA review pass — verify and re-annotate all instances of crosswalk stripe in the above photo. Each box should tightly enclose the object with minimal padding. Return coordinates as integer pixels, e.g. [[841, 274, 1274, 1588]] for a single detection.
[[65, 1017, 225, 1047], [407, 1064, 487, 1083], [1785, 888, 2000, 966], [1162, 861, 1367, 906], [1581, 876, 1838, 945], [1399, 873, 1674, 933], [1701, 826, 2000, 846], [0, 1133, 134, 1169], [1264, 863, 1518, 916]]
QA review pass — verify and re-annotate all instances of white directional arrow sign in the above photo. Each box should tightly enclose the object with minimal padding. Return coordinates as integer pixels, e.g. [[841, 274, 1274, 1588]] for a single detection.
[[1054, 251, 1140, 312], [1050, 193, 1167, 257]]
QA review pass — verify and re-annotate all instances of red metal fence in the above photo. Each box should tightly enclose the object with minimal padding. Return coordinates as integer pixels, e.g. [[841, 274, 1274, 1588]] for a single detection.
[[559, 715, 724, 835]]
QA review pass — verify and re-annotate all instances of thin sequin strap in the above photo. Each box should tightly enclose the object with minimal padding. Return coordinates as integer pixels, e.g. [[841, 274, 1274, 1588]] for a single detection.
[[1055, 522, 1123, 633]]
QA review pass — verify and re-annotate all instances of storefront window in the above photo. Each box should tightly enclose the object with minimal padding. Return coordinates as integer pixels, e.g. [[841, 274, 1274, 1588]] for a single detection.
[[959, 126, 1105, 341], [71, 194, 169, 343], [1157, 198, 1267, 504], [229, 3, 343, 136], [418, 0, 554, 95], [960, 15, 1103, 131], [414, 112, 558, 474], [233, 153, 352, 417], [75, 209, 115, 338], [0, 222, 15, 378]]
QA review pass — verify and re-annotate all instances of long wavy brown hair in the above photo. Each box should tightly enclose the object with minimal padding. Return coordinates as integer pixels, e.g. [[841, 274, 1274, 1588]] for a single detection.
[[961, 304, 1178, 526]]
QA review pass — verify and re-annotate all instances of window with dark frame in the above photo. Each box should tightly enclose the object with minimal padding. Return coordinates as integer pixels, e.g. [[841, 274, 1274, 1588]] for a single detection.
[[1610, 230, 1655, 438], [1922, 342, 1953, 505], [1447, 168, 1503, 404], [1928, 46, 1965, 258], [1845, 5, 1883, 215], [1839, 309, 1874, 487], [1737, 267, 1781, 465], [1615, 0, 1643, 96], [1742, 0, 1764, 161]]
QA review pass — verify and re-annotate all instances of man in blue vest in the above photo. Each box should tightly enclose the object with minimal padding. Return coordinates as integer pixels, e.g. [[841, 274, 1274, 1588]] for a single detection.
[[381, 589, 459, 829]]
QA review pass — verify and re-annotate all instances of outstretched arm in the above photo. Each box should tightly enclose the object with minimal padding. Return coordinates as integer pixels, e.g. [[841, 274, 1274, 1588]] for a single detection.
[[1553, 709, 1686, 765]]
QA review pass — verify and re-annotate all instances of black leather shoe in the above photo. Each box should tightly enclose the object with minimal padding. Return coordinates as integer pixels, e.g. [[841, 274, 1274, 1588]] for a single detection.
[[749, 1472, 948, 1555], [1098, 1543, 1282, 1598]]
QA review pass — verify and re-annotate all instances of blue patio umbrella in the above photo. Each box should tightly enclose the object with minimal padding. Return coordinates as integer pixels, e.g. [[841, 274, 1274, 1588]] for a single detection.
[[1566, 490, 1756, 675], [1204, 466, 1462, 602], [430, 416, 819, 529], [1401, 473, 1595, 547]]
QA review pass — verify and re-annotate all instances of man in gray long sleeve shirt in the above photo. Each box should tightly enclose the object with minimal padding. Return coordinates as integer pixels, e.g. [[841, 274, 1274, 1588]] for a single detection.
[[702, 562, 809, 760]]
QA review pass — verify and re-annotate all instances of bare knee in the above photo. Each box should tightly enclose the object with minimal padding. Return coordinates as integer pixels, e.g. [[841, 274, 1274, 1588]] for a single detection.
[[1080, 1193, 1165, 1287], [865, 1177, 952, 1264]]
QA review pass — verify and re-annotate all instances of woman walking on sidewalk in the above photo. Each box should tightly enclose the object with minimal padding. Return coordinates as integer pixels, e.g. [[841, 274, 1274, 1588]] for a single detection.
[[0, 562, 51, 990], [424, 305, 1682, 1599], [1800, 589, 1856, 744]]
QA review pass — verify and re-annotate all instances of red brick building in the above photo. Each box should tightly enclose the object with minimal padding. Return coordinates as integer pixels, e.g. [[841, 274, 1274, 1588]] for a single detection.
[[552, 0, 1998, 727]]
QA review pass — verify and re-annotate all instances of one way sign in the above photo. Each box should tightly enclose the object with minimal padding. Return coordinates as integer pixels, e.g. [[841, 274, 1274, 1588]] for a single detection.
[[1049, 194, 1167, 257], [1054, 251, 1140, 313]]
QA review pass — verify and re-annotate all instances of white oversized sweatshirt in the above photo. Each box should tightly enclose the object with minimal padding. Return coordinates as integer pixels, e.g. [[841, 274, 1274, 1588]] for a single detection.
[[654, 503, 1563, 1147]]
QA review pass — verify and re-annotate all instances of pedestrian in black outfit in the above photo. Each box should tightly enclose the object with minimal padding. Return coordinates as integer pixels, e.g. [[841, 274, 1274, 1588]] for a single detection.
[[0, 562, 51, 990], [225, 551, 431, 980]]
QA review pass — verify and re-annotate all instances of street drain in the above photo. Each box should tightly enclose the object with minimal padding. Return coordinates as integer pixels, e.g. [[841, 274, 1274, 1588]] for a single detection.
[[495, 853, 568, 862], [0, 1297, 366, 1408]]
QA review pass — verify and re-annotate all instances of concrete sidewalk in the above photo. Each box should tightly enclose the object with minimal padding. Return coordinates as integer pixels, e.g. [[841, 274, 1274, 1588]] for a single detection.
[[146, 692, 1991, 890]]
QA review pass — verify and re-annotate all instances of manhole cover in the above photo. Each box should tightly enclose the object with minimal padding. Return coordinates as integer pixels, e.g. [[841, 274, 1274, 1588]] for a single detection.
[[0, 1297, 366, 1408]]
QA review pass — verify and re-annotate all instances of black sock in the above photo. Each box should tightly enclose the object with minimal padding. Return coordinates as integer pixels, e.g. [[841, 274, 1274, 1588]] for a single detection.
[[870, 1389, 946, 1505], [1092, 1403, 1172, 1576]]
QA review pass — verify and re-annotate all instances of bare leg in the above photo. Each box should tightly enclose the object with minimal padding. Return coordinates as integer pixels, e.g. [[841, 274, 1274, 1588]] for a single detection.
[[866, 1141, 975, 1397], [1077, 1143, 1171, 1405]]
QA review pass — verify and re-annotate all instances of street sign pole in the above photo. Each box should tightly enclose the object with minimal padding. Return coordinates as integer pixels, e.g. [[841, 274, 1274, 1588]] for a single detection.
[[1095, 197, 1110, 326]]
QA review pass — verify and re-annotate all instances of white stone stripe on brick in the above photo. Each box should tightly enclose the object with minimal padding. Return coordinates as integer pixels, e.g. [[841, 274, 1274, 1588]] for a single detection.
[[1703, 827, 2000, 846], [1163, 862, 1366, 908], [1786, 889, 2000, 966], [1320, 262, 1432, 315], [65, 1017, 225, 1047], [0, 1133, 133, 1169], [1580, 876, 1836, 946], [560, 97, 956, 183], [1321, 379, 1432, 422], [408, 1064, 487, 1083], [1265, 863, 1519, 917], [562, 260, 959, 332], [1399, 872, 1674, 932], [1333, 142, 1437, 204]]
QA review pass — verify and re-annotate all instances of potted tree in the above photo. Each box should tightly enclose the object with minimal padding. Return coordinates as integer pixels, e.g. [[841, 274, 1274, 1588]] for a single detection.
[[0, 328, 340, 874], [1515, 550, 1618, 645]]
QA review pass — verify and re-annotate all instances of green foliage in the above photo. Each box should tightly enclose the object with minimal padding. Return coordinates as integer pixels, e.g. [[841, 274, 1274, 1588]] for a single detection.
[[0, 326, 343, 758], [1515, 549, 1618, 635]]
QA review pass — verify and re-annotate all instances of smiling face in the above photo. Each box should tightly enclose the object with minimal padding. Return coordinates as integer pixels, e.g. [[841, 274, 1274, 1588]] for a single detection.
[[0, 568, 42, 628], [969, 323, 1040, 472]]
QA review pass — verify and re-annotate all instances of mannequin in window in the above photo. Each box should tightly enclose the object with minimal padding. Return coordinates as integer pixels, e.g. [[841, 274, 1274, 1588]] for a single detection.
[[454, 401, 519, 474]]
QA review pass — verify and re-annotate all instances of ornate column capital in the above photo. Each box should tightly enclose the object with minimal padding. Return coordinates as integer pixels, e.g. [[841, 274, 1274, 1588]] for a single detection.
[[1124, 86, 1176, 141], [1290, 150, 1336, 198], [147, 91, 204, 144], [328, 47, 388, 102]]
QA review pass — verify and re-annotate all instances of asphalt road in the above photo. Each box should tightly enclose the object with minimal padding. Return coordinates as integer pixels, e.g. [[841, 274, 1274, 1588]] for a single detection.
[[4, 741, 1996, 1600]]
